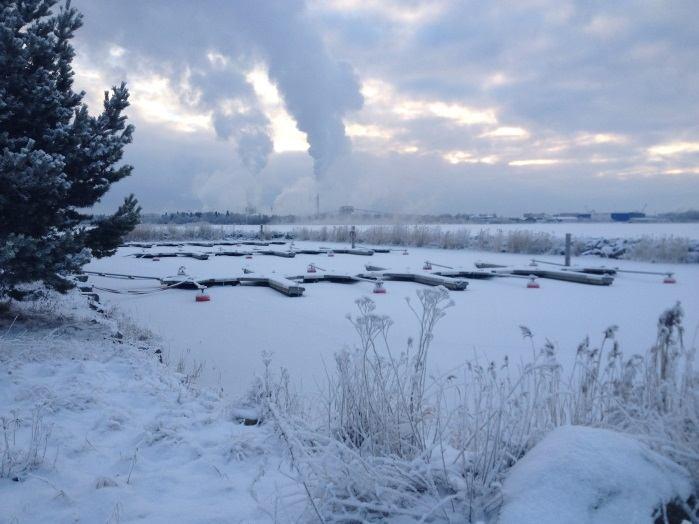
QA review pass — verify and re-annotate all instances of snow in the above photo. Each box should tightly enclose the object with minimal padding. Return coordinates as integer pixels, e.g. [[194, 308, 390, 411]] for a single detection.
[[0, 293, 303, 523], [84, 240, 699, 398], [3, 239, 697, 522], [499, 425, 693, 524]]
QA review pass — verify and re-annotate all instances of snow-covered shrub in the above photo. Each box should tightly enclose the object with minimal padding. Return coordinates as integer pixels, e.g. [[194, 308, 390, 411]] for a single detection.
[[328, 290, 452, 458], [627, 235, 693, 263], [1, 408, 51, 480], [273, 299, 697, 521], [125, 223, 230, 241], [245, 351, 301, 423], [259, 290, 456, 521]]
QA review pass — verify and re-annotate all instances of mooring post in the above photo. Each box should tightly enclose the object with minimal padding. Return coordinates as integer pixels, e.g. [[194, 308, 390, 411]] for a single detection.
[[564, 233, 572, 266], [350, 225, 356, 249]]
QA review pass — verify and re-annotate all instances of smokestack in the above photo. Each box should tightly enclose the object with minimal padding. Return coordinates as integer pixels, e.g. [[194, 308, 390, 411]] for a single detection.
[[316, 193, 320, 218]]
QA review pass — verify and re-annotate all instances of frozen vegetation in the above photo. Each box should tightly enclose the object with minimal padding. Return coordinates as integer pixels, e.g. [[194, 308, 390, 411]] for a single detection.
[[125, 223, 699, 263], [252, 292, 698, 522], [3, 285, 697, 522]]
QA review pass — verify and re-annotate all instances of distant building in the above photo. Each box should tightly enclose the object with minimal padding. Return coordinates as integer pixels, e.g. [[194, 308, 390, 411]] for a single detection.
[[611, 212, 646, 222], [339, 205, 355, 216]]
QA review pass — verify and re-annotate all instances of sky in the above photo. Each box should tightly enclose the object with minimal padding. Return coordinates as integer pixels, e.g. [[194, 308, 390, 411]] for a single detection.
[[70, 0, 699, 216]]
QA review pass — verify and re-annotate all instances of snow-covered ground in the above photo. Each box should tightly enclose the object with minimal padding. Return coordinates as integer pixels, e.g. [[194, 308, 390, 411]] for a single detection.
[[0, 293, 304, 523], [3, 246, 697, 522], [85, 241, 699, 398]]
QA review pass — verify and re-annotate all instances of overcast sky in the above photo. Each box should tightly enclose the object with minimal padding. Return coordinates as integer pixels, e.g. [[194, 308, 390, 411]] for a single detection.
[[71, 0, 699, 216]]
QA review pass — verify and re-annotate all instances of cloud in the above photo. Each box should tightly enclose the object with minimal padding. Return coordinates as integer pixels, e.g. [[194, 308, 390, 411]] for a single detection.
[[71, 0, 699, 215], [509, 159, 561, 167], [480, 127, 530, 139], [648, 141, 699, 158]]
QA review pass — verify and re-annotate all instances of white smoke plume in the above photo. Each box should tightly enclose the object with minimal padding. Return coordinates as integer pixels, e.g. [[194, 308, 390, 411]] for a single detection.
[[229, 0, 364, 178]]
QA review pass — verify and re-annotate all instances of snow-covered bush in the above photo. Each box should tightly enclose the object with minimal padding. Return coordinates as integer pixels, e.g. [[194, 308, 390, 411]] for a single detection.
[[267, 297, 697, 521], [126, 223, 230, 241], [292, 224, 697, 262], [328, 290, 452, 458], [626, 235, 693, 263], [245, 351, 301, 424], [1, 408, 51, 480]]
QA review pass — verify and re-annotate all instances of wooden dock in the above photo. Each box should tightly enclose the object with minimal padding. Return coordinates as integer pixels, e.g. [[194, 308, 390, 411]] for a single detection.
[[160, 274, 305, 296], [509, 268, 614, 285], [433, 269, 499, 280], [238, 275, 305, 296], [255, 249, 296, 258], [476, 261, 614, 285], [530, 259, 617, 275], [288, 273, 360, 284], [133, 252, 209, 260], [358, 270, 468, 291], [213, 250, 254, 257], [330, 248, 375, 256], [294, 249, 325, 255]]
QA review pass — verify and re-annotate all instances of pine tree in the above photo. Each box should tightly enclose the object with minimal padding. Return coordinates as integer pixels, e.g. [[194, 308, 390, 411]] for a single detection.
[[0, 0, 140, 299]]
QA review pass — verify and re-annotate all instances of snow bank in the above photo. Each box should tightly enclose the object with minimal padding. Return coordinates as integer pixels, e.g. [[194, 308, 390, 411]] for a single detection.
[[499, 425, 693, 524], [0, 293, 302, 522]]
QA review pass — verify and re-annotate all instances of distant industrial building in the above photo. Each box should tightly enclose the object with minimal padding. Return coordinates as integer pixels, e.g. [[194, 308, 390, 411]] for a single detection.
[[610, 212, 646, 222]]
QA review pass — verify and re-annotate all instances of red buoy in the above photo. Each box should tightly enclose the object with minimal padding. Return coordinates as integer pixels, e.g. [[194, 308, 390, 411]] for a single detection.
[[663, 275, 676, 284], [373, 281, 386, 294], [195, 292, 210, 302], [307, 264, 317, 273], [152, 257, 160, 262], [245, 254, 253, 259], [526, 277, 540, 289]]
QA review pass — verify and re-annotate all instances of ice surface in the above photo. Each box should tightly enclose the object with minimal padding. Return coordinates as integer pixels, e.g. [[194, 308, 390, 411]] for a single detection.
[[85, 240, 699, 398]]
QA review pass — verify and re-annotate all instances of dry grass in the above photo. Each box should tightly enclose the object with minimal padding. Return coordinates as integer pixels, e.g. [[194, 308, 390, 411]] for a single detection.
[[255, 296, 698, 522]]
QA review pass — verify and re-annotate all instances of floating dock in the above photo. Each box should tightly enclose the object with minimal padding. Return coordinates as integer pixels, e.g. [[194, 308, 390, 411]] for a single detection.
[[255, 249, 295, 258], [530, 259, 617, 275], [475, 261, 614, 285], [510, 268, 614, 285], [330, 248, 375, 256], [433, 269, 499, 280], [358, 270, 469, 291], [213, 250, 254, 257], [288, 273, 359, 284], [159, 274, 305, 297], [132, 252, 209, 260]]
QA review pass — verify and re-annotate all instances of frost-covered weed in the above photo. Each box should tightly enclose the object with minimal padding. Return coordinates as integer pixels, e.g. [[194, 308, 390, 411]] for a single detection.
[[268, 297, 698, 522], [126, 223, 229, 241], [245, 351, 300, 423], [328, 289, 452, 459], [292, 224, 695, 262], [627, 235, 692, 263], [174, 351, 205, 388], [104, 305, 155, 342], [1, 407, 52, 479]]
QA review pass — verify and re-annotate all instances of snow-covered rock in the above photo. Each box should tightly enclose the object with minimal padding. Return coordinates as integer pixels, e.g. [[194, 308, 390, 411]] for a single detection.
[[499, 425, 693, 524]]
